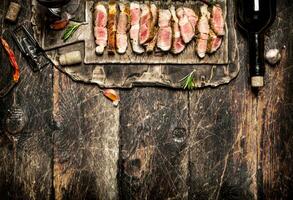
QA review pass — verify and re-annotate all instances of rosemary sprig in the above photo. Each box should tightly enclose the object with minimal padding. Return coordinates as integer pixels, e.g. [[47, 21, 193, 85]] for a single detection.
[[62, 22, 84, 42], [180, 70, 197, 90]]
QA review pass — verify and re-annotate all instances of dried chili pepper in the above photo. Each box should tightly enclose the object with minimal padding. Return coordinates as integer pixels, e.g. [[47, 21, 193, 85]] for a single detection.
[[0, 37, 20, 82]]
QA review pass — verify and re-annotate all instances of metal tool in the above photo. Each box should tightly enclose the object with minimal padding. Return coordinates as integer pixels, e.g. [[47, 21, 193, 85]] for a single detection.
[[12, 23, 53, 72]]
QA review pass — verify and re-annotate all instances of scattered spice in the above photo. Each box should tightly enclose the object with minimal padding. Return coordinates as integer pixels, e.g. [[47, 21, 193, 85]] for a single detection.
[[102, 89, 120, 106], [0, 37, 20, 82], [50, 19, 69, 30]]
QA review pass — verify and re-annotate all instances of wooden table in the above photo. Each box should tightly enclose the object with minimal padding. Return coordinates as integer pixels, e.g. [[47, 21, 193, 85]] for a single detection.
[[0, 0, 292, 199]]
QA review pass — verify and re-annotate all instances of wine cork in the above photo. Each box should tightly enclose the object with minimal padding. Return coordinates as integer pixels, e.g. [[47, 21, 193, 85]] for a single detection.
[[251, 76, 264, 87], [5, 2, 21, 22], [59, 51, 82, 66]]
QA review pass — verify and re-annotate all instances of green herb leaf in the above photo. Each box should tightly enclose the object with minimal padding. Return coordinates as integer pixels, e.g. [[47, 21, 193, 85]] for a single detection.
[[62, 23, 81, 42], [180, 70, 197, 90]]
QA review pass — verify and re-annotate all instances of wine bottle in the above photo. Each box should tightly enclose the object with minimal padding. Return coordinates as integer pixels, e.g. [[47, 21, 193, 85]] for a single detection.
[[236, 0, 276, 87]]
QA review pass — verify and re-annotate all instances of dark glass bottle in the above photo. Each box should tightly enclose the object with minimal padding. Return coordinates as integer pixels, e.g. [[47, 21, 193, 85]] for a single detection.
[[236, 0, 276, 87], [37, 0, 70, 8]]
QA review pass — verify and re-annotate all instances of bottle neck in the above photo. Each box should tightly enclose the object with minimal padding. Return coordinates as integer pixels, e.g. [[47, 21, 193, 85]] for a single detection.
[[248, 32, 265, 87]]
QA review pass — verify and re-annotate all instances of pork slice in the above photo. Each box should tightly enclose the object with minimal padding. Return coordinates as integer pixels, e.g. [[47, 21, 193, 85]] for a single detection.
[[196, 33, 209, 58], [177, 7, 194, 43], [144, 3, 158, 51], [196, 5, 210, 58], [146, 27, 158, 53], [210, 4, 225, 36], [198, 5, 210, 35], [130, 2, 144, 54], [130, 2, 140, 25], [94, 3, 107, 55], [207, 30, 222, 53], [150, 4, 158, 25], [117, 4, 129, 34], [94, 27, 107, 54], [170, 6, 185, 54], [94, 4, 107, 27], [157, 27, 172, 51], [116, 3, 129, 54], [183, 7, 198, 31], [139, 4, 152, 44], [157, 9, 172, 51], [158, 9, 172, 27], [108, 2, 117, 55], [116, 34, 128, 54]]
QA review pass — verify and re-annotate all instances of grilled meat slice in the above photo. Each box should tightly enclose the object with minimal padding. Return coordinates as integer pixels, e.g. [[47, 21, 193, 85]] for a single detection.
[[183, 7, 198, 31], [145, 3, 158, 52], [207, 30, 222, 53], [149, 3, 158, 42], [170, 6, 185, 54], [108, 2, 117, 55], [177, 7, 194, 43], [130, 2, 144, 54], [116, 3, 129, 54], [157, 9, 172, 51], [94, 3, 107, 54], [139, 4, 152, 44], [196, 5, 210, 58], [210, 4, 225, 36], [146, 28, 158, 53]]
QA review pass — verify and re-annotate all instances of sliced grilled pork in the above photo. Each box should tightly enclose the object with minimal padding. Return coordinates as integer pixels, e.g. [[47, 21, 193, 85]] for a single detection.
[[157, 9, 172, 51], [108, 2, 117, 55], [183, 8, 198, 31], [150, 4, 158, 28], [207, 30, 222, 53], [210, 4, 225, 36], [139, 4, 152, 44], [130, 2, 144, 54], [170, 6, 185, 54], [177, 7, 194, 43], [116, 3, 129, 54], [145, 3, 158, 52], [94, 3, 107, 55], [146, 28, 158, 53], [196, 5, 210, 58]]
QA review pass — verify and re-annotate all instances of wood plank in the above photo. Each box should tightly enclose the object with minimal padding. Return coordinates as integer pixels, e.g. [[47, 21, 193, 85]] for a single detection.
[[0, 0, 54, 199], [52, 43, 120, 199], [260, 1, 293, 199], [118, 88, 189, 199], [188, 31, 259, 199]]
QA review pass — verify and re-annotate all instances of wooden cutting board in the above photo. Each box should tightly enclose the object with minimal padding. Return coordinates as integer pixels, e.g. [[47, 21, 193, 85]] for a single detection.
[[31, 0, 239, 88]]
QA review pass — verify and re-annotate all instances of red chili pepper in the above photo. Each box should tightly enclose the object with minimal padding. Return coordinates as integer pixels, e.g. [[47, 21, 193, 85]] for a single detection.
[[0, 37, 20, 82]]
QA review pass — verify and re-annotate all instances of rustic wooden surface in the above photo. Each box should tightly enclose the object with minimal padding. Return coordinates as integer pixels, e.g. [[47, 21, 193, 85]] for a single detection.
[[1, 0, 293, 199]]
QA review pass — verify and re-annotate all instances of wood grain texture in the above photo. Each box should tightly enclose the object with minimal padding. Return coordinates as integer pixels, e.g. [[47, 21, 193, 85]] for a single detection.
[[52, 43, 120, 200], [188, 62, 255, 199], [0, 0, 293, 199], [118, 88, 189, 199], [0, 0, 54, 199], [259, 1, 293, 199]]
